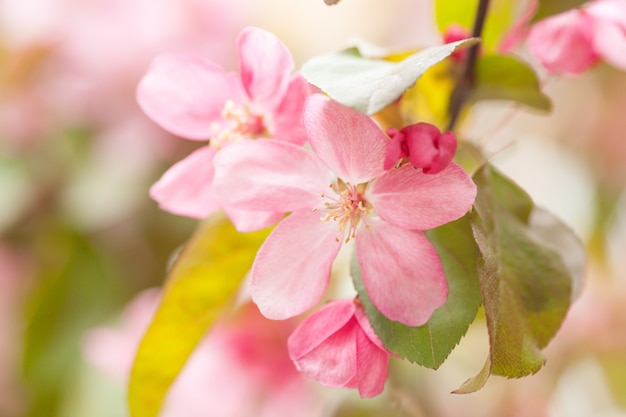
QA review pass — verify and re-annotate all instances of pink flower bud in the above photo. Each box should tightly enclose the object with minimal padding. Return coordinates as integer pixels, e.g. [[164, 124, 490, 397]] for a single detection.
[[288, 299, 390, 398], [527, 9, 600, 74], [385, 123, 458, 174], [443, 24, 472, 63]]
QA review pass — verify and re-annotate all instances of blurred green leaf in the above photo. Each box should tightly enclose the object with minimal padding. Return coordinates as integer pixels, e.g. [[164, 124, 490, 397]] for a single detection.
[[127, 214, 269, 417], [23, 231, 122, 417], [457, 164, 580, 393], [301, 39, 478, 115], [434, 0, 516, 51], [470, 54, 552, 111], [533, 0, 587, 22], [353, 215, 482, 369]]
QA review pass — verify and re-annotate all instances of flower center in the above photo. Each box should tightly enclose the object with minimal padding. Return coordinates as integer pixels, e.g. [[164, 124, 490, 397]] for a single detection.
[[315, 180, 372, 243], [210, 100, 269, 149]]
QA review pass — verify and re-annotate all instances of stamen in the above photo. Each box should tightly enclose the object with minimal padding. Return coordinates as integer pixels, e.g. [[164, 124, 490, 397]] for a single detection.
[[316, 180, 372, 243]]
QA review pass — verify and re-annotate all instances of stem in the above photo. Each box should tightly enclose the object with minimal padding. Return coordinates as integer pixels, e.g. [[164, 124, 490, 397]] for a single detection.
[[446, 0, 490, 132]]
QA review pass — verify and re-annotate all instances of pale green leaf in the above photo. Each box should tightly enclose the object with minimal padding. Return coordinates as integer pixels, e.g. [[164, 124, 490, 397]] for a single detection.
[[353, 215, 482, 369], [301, 39, 478, 115], [470, 54, 552, 112], [127, 215, 269, 417]]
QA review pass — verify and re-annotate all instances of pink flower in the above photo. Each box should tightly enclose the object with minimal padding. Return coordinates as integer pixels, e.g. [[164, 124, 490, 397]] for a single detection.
[[527, 8, 600, 74], [586, 0, 626, 70], [137, 26, 310, 231], [523, 0, 626, 74], [212, 95, 477, 326], [385, 123, 458, 174], [288, 299, 390, 398], [83, 290, 332, 417]]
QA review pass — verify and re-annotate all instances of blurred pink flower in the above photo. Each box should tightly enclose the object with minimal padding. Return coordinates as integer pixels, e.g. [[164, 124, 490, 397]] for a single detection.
[[515, 0, 626, 74], [527, 8, 600, 74], [288, 299, 390, 398], [212, 95, 476, 326], [385, 123, 457, 174], [83, 289, 332, 417], [137, 26, 310, 230]]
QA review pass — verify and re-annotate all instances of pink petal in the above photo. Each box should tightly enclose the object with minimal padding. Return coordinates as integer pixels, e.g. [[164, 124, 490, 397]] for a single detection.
[[304, 95, 388, 184], [527, 10, 599, 74], [137, 54, 245, 140], [251, 211, 343, 320], [212, 139, 328, 213], [291, 319, 358, 387], [149, 146, 221, 219], [222, 207, 284, 233], [588, 1, 626, 70], [288, 300, 355, 360], [355, 327, 389, 398], [271, 74, 312, 145], [356, 219, 448, 326], [238, 27, 295, 109], [367, 162, 476, 231], [354, 303, 386, 351]]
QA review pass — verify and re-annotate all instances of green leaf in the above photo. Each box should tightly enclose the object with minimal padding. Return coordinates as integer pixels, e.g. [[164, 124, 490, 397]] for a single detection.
[[469, 54, 552, 112], [352, 215, 482, 369], [23, 230, 122, 417], [301, 39, 478, 115], [533, 0, 587, 22], [127, 215, 269, 417], [434, 0, 516, 51], [459, 163, 581, 392]]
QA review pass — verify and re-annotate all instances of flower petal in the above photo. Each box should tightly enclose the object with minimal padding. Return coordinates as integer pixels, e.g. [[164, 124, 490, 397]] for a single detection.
[[304, 95, 387, 184], [588, 0, 626, 71], [149, 146, 221, 219], [222, 207, 284, 233], [355, 326, 389, 398], [251, 211, 343, 320], [356, 219, 448, 326], [271, 74, 312, 145], [288, 300, 355, 359], [368, 162, 476, 230], [212, 139, 328, 213], [137, 54, 244, 140], [291, 318, 358, 388], [238, 27, 295, 109]]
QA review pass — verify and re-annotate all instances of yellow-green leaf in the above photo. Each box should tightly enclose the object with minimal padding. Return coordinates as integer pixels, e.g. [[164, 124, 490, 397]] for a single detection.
[[127, 214, 270, 417]]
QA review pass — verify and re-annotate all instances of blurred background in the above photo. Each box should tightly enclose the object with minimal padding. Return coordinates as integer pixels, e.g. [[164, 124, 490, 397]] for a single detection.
[[1, 0, 626, 416]]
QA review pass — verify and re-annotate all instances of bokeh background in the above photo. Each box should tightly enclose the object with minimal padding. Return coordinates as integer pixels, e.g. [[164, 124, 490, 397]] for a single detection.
[[2, 0, 626, 416]]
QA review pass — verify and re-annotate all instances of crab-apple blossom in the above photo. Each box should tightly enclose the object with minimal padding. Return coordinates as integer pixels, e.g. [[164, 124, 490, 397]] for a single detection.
[[520, 0, 626, 74], [385, 123, 458, 174], [137, 26, 310, 231], [212, 95, 477, 326], [288, 299, 390, 398], [527, 8, 600, 74]]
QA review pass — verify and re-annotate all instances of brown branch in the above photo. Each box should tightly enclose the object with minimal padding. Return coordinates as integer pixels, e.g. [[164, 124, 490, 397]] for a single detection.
[[447, 0, 490, 132]]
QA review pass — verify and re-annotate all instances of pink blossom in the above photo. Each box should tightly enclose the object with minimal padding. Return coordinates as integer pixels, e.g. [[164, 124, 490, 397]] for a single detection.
[[522, 0, 626, 74], [288, 299, 390, 398], [83, 289, 332, 417], [385, 123, 458, 174], [212, 95, 477, 326], [586, 0, 626, 70], [137, 26, 310, 230], [527, 8, 600, 74]]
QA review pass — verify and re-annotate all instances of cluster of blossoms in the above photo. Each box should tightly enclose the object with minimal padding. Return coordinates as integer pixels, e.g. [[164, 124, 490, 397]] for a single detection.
[[138, 27, 476, 397], [508, 0, 626, 74]]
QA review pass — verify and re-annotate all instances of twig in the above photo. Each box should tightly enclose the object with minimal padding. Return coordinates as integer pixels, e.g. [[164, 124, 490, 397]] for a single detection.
[[447, 0, 491, 132]]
